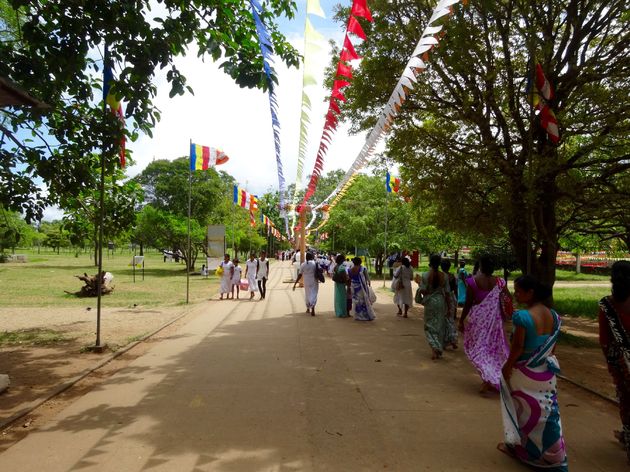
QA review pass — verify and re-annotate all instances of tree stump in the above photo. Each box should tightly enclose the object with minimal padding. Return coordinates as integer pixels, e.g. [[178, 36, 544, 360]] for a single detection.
[[66, 271, 114, 297]]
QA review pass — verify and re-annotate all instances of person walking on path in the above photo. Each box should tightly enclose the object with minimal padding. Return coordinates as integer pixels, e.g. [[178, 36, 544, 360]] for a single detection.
[[333, 254, 350, 318], [441, 260, 458, 349], [257, 250, 270, 300], [230, 259, 242, 300], [219, 253, 234, 300], [458, 255, 510, 393], [457, 260, 468, 306], [498, 275, 568, 472], [598, 260, 630, 463], [419, 254, 450, 360], [393, 257, 414, 317], [349, 256, 375, 321], [293, 252, 319, 316], [244, 253, 259, 300]]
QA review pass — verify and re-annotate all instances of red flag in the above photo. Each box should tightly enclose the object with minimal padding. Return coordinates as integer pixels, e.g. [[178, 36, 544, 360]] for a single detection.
[[333, 80, 351, 91], [347, 16, 366, 40], [114, 104, 126, 167], [329, 98, 340, 114], [331, 88, 347, 102], [535, 63, 554, 101], [336, 62, 353, 79], [538, 104, 560, 144], [342, 35, 361, 61], [351, 0, 373, 22]]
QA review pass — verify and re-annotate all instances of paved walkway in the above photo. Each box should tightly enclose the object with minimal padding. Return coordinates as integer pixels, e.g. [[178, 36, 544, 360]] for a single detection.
[[0, 261, 624, 471]]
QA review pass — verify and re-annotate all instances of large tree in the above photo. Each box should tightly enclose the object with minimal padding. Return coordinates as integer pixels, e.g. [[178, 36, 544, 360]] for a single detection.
[[0, 0, 300, 222], [336, 0, 629, 287]]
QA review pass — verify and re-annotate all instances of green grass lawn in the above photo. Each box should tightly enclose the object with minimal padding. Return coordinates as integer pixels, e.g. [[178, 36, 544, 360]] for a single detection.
[[509, 268, 609, 282], [552, 286, 609, 319], [0, 249, 218, 308]]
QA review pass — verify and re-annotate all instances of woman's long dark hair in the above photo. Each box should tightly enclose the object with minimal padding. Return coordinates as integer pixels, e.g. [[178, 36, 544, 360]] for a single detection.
[[611, 260, 630, 303], [429, 254, 442, 289], [514, 275, 552, 304]]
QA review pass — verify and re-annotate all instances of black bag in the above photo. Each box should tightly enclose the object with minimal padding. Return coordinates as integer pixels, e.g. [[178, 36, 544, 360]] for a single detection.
[[316, 263, 325, 283]]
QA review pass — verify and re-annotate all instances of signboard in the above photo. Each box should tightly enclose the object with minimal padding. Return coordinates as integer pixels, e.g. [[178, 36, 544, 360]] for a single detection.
[[207, 225, 225, 270], [132, 255, 144, 267]]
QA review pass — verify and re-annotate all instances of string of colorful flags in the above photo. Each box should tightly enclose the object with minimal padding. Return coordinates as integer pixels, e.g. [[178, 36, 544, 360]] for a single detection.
[[290, 0, 327, 232], [232, 185, 287, 240], [296, 0, 374, 222], [249, 0, 289, 234], [307, 0, 467, 229]]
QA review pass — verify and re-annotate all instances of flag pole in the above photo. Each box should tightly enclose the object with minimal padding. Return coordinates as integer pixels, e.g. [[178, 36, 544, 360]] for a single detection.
[[383, 188, 389, 288], [94, 44, 109, 351], [186, 138, 192, 304]]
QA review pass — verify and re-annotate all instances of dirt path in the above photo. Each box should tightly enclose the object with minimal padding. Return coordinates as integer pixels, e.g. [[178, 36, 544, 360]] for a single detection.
[[0, 262, 625, 470]]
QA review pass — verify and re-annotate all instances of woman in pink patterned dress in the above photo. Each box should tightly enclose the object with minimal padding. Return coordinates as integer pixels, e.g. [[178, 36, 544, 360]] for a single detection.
[[458, 255, 510, 393]]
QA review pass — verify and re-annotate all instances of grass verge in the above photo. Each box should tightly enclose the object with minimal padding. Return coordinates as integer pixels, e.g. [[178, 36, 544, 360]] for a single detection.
[[0, 328, 72, 346], [552, 286, 609, 319]]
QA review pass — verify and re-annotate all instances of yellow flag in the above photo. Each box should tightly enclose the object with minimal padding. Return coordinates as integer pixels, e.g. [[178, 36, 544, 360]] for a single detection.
[[306, 0, 325, 18]]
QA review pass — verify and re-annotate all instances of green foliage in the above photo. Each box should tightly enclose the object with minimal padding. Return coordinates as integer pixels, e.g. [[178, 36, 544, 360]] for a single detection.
[[319, 173, 422, 256], [335, 0, 630, 287], [0, 207, 35, 251], [0, 0, 300, 221]]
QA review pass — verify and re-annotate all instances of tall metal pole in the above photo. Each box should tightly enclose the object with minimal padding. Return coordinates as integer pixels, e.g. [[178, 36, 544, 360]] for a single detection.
[[383, 190, 389, 287], [526, 8, 535, 276], [95, 44, 109, 349], [186, 138, 192, 303]]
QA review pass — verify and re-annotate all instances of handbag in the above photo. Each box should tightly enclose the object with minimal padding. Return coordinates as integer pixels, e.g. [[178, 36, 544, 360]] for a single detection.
[[216, 265, 224, 276], [368, 286, 377, 304], [498, 279, 514, 321], [415, 287, 423, 304], [316, 264, 325, 283]]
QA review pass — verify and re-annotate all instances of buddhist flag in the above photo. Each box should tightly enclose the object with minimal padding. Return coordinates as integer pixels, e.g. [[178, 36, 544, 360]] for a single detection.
[[233, 185, 250, 209], [190, 143, 229, 171], [386, 172, 401, 193], [531, 64, 560, 144]]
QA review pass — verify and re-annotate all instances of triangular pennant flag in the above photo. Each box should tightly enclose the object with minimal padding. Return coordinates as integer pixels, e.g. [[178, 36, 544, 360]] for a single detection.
[[351, 0, 373, 22], [306, 0, 326, 18], [329, 98, 341, 114], [336, 61, 353, 79], [331, 88, 347, 102], [347, 16, 367, 40], [342, 35, 361, 60]]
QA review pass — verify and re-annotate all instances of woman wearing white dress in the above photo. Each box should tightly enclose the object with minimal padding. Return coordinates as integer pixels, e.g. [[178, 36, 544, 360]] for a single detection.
[[293, 252, 319, 316], [244, 252, 259, 300], [219, 253, 234, 300]]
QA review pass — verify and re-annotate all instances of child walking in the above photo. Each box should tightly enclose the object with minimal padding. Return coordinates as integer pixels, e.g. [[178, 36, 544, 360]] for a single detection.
[[231, 259, 242, 300]]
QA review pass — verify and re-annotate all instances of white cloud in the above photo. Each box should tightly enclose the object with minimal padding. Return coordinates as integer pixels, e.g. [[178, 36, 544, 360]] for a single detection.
[[128, 31, 369, 200]]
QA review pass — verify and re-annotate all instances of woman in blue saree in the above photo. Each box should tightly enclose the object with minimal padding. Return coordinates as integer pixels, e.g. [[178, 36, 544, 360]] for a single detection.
[[498, 275, 568, 471], [349, 257, 375, 321]]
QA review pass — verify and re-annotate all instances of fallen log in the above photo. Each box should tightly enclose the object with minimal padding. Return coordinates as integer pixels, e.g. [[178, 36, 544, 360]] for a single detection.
[[65, 271, 114, 297]]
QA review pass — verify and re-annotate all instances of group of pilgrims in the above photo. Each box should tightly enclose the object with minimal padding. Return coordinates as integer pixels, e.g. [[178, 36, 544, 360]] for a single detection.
[[215, 249, 630, 470], [216, 251, 269, 300]]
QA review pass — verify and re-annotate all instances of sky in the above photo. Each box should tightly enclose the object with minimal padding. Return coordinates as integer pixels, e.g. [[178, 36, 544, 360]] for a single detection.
[[39, 0, 380, 221], [123, 0, 368, 196]]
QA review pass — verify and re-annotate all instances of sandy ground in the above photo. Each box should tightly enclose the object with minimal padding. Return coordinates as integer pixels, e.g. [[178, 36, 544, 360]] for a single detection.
[[0, 304, 193, 424], [0, 261, 625, 471], [0, 262, 623, 470]]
